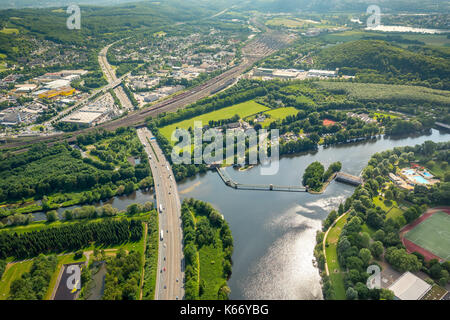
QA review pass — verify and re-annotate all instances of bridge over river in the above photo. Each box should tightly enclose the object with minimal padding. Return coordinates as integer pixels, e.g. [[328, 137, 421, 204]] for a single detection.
[[216, 167, 363, 193]]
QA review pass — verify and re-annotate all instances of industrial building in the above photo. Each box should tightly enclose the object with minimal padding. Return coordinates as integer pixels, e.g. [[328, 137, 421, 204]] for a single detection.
[[307, 69, 338, 78]]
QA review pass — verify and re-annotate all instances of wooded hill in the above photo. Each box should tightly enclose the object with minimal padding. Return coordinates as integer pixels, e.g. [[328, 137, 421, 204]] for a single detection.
[[316, 40, 450, 90]]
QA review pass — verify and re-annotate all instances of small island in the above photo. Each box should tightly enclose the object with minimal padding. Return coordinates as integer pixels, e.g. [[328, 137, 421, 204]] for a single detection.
[[303, 161, 342, 193]]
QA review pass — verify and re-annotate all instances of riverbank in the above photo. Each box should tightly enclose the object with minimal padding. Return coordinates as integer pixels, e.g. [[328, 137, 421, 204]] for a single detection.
[[315, 140, 450, 300], [181, 198, 233, 300]]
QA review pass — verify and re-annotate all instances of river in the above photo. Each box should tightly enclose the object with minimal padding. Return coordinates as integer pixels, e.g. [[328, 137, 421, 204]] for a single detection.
[[26, 129, 450, 299], [177, 129, 450, 299]]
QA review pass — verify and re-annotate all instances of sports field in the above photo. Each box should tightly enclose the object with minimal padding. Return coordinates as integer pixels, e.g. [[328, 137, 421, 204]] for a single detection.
[[404, 211, 450, 260]]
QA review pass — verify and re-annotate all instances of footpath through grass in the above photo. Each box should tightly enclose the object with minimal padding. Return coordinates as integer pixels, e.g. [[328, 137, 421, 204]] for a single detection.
[[0, 260, 33, 300], [325, 214, 349, 300]]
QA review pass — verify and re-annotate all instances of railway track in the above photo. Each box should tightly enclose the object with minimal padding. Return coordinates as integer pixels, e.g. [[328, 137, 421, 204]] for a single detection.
[[0, 30, 293, 152]]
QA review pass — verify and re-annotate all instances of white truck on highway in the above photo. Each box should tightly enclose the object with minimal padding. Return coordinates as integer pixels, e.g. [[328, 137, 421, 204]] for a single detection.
[[159, 204, 163, 213], [160, 230, 164, 241]]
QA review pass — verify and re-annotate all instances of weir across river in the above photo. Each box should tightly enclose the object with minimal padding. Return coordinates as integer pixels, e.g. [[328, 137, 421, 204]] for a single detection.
[[216, 167, 364, 193], [216, 167, 308, 192]]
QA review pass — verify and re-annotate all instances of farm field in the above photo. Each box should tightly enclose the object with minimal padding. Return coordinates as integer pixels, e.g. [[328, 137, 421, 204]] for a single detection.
[[404, 211, 450, 260], [159, 100, 269, 142], [0, 260, 33, 300]]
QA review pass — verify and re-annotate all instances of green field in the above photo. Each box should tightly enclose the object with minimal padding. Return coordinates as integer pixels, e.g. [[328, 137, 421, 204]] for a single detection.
[[0, 260, 33, 300], [159, 100, 269, 142], [198, 225, 227, 300], [325, 214, 349, 300], [373, 112, 399, 119], [266, 18, 311, 28], [0, 28, 19, 35], [259, 107, 299, 127], [404, 211, 450, 260]]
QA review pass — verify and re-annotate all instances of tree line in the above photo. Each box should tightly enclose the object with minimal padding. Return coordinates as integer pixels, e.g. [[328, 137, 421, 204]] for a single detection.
[[0, 219, 143, 259], [182, 198, 233, 300]]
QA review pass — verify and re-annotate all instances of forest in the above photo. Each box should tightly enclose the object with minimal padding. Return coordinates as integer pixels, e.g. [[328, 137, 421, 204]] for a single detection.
[[0, 127, 152, 216], [0, 218, 143, 259], [316, 40, 450, 90]]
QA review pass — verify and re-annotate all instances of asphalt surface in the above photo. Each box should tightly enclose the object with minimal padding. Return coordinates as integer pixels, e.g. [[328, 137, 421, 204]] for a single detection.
[[53, 263, 85, 300], [137, 127, 184, 300]]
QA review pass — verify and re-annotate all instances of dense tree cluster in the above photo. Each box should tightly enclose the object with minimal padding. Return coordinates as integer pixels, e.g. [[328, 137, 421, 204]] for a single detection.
[[302, 161, 342, 191], [102, 249, 142, 300], [9, 255, 58, 300], [182, 198, 233, 300], [0, 219, 143, 259]]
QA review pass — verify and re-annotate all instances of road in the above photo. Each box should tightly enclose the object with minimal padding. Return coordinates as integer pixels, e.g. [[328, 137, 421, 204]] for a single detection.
[[99, 43, 134, 111], [137, 127, 184, 300], [1, 29, 294, 151]]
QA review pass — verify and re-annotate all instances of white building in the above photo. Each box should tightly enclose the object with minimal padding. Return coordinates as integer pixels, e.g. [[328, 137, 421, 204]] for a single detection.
[[388, 272, 432, 300], [44, 79, 71, 90], [307, 69, 338, 78]]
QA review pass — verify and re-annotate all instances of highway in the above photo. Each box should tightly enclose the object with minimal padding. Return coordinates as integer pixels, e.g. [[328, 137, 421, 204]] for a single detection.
[[99, 43, 134, 111], [137, 127, 184, 300], [0, 29, 294, 151]]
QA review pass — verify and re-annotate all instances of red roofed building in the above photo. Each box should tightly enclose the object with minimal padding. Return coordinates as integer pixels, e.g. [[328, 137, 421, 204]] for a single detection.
[[323, 119, 336, 126]]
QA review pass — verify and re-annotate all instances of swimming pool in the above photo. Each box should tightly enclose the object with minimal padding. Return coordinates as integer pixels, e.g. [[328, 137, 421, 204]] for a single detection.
[[404, 169, 416, 175], [412, 175, 429, 184], [422, 172, 433, 177]]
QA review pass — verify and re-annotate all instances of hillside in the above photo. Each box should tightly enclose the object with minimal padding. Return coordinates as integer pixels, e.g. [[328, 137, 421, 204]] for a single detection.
[[316, 40, 450, 90]]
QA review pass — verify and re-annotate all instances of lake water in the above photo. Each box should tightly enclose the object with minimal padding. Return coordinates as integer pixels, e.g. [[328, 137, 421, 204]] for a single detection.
[[178, 129, 450, 300], [25, 129, 450, 299]]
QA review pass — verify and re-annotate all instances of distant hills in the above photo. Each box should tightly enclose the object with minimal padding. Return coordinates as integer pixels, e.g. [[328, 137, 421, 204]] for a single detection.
[[2, 0, 449, 12], [0, 0, 138, 9], [235, 0, 449, 13]]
